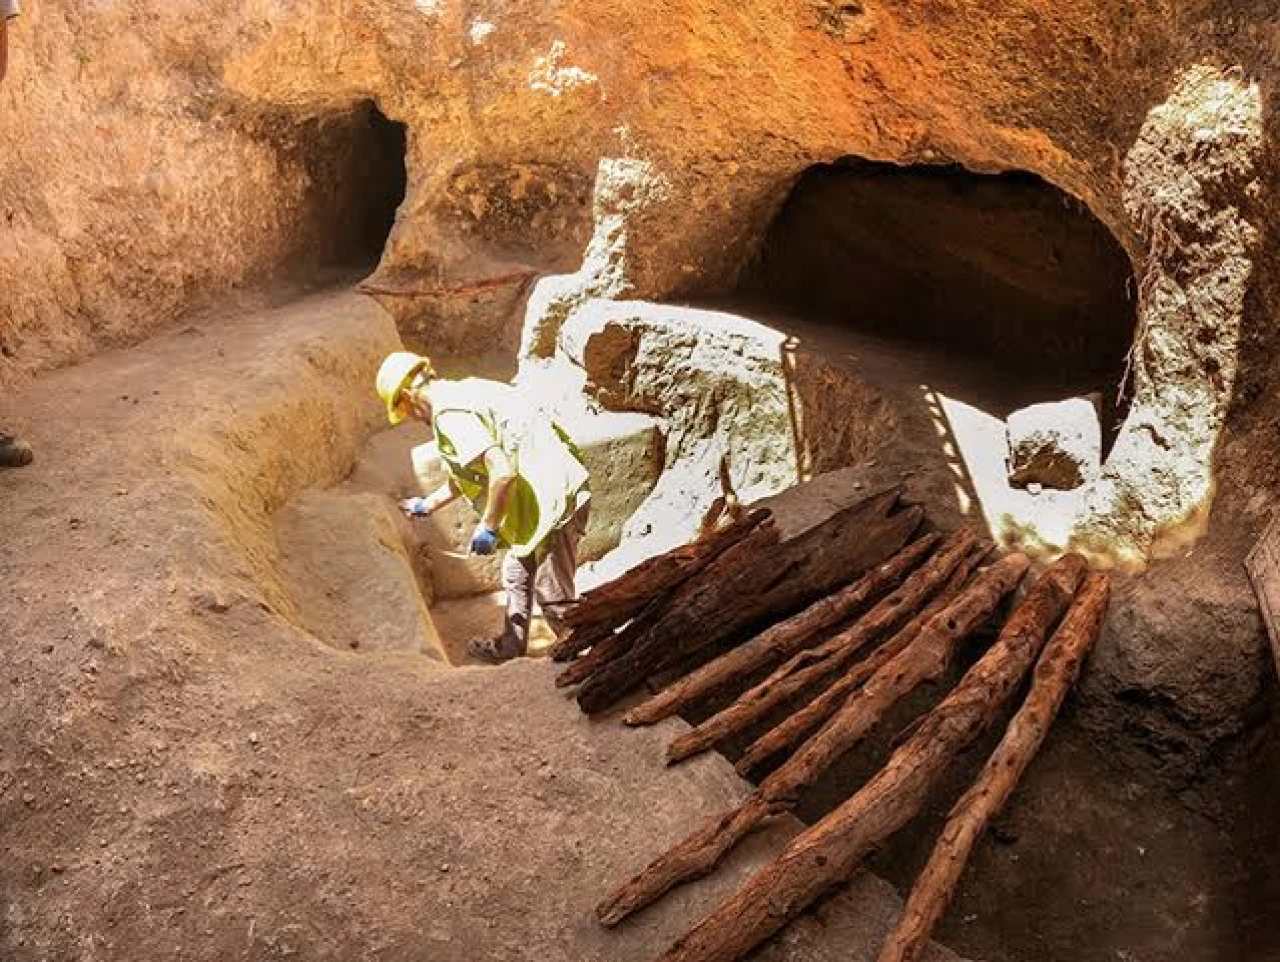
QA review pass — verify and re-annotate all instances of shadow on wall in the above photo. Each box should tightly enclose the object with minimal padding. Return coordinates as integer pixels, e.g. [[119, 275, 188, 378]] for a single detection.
[[779, 333, 902, 486], [766, 306, 1039, 549]]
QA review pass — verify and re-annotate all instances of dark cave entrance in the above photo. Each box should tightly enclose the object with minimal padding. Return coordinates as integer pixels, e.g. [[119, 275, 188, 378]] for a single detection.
[[738, 159, 1138, 438], [298, 99, 407, 271]]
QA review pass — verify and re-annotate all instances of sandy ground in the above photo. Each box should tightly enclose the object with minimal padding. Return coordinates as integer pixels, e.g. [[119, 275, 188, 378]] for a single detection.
[[2, 280, 1273, 962], [0, 287, 963, 962]]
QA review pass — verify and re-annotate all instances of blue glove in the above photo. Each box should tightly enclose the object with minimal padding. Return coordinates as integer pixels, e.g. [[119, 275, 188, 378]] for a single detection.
[[469, 524, 499, 556], [400, 496, 430, 517]]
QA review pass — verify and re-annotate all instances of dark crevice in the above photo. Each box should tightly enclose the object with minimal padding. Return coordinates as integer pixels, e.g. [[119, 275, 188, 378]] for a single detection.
[[311, 100, 407, 269], [256, 98, 407, 274]]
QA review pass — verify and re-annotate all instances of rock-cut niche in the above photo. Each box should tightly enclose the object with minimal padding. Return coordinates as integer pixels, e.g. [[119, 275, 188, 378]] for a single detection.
[[286, 99, 408, 271], [742, 159, 1137, 442]]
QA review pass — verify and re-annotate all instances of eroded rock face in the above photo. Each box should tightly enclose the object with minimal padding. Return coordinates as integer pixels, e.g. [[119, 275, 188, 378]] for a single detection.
[[2, 0, 1276, 569], [1075, 67, 1266, 565], [1079, 527, 1271, 779], [552, 298, 896, 551]]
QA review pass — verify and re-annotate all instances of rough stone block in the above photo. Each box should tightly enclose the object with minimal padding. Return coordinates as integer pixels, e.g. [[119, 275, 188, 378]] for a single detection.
[[1006, 397, 1102, 491], [557, 407, 664, 560], [557, 300, 896, 547]]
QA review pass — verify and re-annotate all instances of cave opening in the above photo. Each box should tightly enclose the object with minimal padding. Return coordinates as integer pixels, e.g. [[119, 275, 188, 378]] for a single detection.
[[295, 99, 408, 271], [737, 159, 1138, 446]]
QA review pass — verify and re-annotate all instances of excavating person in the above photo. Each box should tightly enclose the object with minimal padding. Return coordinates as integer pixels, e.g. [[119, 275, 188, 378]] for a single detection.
[[0, 0, 33, 470], [376, 351, 591, 663]]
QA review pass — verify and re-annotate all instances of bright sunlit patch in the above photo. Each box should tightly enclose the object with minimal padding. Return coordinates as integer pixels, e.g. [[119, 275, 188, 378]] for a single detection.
[[468, 20, 496, 45], [928, 388, 1090, 559]]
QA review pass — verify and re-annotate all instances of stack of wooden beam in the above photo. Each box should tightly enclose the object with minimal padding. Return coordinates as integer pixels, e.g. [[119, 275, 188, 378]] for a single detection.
[[553, 487, 1110, 962]]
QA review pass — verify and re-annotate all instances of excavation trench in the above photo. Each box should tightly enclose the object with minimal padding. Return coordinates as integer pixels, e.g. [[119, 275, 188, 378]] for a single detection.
[[6, 6, 1278, 961], [260, 160, 1265, 962]]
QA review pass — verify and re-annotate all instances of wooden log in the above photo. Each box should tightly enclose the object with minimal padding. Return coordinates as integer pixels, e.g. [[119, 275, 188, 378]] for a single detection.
[[563, 506, 770, 631], [577, 489, 922, 714], [358, 266, 538, 298], [734, 541, 990, 776], [652, 553, 1071, 962], [664, 528, 979, 763], [555, 507, 772, 650], [877, 569, 1109, 962], [595, 552, 1028, 928], [577, 490, 909, 711], [554, 598, 665, 688], [560, 519, 780, 689], [595, 795, 781, 928], [624, 533, 942, 727], [752, 552, 1029, 801], [548, 620, 615, 666]]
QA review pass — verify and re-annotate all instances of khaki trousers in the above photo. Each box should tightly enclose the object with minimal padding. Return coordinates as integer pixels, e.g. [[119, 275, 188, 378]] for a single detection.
[[499, 497, 590, 655]]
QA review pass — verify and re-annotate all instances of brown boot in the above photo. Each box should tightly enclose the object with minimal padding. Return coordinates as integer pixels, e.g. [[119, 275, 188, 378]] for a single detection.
[[0, 435, 33, 469]]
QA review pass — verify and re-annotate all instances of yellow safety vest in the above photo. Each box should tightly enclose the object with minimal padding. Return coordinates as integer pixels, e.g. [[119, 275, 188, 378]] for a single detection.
[[428, 378, 588, 558]]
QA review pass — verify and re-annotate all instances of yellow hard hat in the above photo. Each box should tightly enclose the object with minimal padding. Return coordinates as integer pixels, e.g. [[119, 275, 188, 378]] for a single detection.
[[376, 351, 432, 425]]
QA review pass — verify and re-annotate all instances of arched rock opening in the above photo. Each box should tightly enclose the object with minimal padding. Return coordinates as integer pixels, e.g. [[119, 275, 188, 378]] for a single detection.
[[285, 99, 407, 272], [739, 160, 1138, 431]]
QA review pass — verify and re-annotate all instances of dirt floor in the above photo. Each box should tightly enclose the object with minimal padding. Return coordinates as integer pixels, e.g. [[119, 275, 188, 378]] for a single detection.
[[0, 284, 969, 962], [2, 277, 1275, 962], [800, 680, 1280, 962], [912, 720, 1280, 962]]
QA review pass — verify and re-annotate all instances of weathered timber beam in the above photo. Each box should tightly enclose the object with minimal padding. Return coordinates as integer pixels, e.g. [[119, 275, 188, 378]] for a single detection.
[[558, 507, 772, 643], [624, 532, 942, 727], [595, 551, 1028, 928], [651, 553, 1077, 962], [734, 540, 990, 776], [577, 488, 920, 714], [877, 569, 1108, 962], [664, 528, 979, 763]]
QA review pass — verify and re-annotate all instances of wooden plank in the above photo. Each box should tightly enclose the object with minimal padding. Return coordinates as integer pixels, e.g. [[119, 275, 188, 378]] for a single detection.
[[576, 489, 921, 714]]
